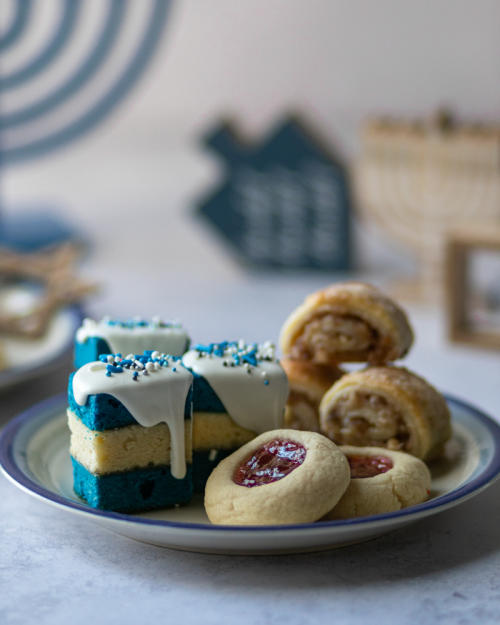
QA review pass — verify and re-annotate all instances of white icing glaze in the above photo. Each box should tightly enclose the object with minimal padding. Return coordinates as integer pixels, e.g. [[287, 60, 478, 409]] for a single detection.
[[182, 342, 288, 435], [72, 359, 192, 479], [76, 318, 188, 356]]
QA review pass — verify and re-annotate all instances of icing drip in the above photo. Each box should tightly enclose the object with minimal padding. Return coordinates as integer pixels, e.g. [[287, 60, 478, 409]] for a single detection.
[[182, 341, 288, 434], [72, 353, 192, 479], [76, 317, 189, 357]]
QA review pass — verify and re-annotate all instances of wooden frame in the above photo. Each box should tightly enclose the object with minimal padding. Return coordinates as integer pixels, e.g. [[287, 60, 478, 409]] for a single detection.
[[446, 225, 500, 349]]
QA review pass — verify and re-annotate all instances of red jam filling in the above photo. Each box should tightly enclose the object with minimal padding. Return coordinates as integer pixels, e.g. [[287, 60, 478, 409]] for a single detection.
[[233, 438, 307, 488], [348, 454, 393, 478]]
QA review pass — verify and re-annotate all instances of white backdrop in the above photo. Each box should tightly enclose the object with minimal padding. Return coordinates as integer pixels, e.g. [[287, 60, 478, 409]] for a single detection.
[[3, 0, 500, 282]]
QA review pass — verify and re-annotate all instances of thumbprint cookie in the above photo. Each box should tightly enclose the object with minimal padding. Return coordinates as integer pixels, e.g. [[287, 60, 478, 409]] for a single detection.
[[324, 445, 431, 520], [204, 429, 350, 525]]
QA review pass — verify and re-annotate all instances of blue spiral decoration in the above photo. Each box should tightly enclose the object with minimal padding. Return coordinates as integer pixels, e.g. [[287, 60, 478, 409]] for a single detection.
[[0, 0, 172, 165], [0, 1, 81, 89], [0, 0, 32, 51]]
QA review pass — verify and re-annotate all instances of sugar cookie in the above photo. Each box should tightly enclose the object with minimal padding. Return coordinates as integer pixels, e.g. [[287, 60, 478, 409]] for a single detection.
[[324, 445, 431, 520], [204, 429, 350, 525]]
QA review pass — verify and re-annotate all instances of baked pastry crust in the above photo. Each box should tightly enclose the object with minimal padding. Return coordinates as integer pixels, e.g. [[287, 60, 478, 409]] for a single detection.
[[279, 282, 413, 365], [204, 429, 350, 525], [319, 366, 451, 461], [281, 358, 344, 432], [324, 445, 431, 520]]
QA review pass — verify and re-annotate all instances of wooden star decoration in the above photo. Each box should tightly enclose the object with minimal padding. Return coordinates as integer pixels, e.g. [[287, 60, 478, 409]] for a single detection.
[[0, 244, 97, 338]]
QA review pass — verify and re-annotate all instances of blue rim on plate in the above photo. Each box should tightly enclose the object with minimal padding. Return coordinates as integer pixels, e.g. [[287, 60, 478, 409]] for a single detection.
[[1, 393, 500, 533], [0, 304, 84, 389]]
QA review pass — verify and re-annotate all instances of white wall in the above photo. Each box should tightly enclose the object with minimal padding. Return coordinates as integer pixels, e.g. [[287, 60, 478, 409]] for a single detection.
[[3, 0, 500, 284], [135, 0, 500, 152]]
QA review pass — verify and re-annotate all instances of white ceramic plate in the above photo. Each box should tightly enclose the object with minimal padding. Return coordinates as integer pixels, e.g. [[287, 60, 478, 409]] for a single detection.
[[0, 285, 82, 390], [1, 395, 500, 555]]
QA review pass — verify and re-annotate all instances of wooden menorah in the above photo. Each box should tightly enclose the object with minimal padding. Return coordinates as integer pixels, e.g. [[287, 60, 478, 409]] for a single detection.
[[354, 111, 500, 300]]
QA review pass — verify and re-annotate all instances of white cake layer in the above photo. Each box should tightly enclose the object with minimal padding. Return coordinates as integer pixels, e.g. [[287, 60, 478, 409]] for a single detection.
[[192, 412, 256, 451], [68, 410, 192, 475]]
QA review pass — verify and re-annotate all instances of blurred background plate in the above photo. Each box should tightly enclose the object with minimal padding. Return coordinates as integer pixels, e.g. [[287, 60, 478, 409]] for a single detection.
[[0, 284, 82, 390]]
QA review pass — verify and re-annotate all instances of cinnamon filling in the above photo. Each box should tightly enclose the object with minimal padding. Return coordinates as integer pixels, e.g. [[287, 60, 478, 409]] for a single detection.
[[291, 313, 377, 364], [285, 391, 320, 432], [323, 391, 410, 451]]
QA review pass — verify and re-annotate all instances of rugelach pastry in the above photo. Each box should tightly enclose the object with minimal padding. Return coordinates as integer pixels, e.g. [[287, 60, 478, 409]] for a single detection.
[[68, 351, 193, 512], [279, 282, 413, 366], [182, 341, 288, 492], [324, 446, 431, 519], [319, 366, 451, 461], [74, 317, 190, 368], [204, 429, 350, 525], [281, 358, 344, 432]]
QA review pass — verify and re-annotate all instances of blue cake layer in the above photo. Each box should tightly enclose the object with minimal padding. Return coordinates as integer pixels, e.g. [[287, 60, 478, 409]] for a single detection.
[[68, 372, 193, 431], [72, 458, 193, 512], [191, 372, 226, 413], [192, 448, 235, 493], [74, 337, 112, 369]]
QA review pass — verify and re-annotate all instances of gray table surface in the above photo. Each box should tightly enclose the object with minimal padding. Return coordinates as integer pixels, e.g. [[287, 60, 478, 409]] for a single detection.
[[2, 275, 500, 625]]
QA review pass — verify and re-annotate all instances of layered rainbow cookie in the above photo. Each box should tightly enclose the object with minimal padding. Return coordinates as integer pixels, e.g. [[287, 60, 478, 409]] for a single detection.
[[182, 341, 289, 491], [74, 317, 190, 369], [68, 351, 193, 512]]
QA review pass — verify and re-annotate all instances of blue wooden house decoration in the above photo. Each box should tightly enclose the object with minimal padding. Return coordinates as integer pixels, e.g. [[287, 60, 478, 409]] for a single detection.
[[196, 116, 352, 270]]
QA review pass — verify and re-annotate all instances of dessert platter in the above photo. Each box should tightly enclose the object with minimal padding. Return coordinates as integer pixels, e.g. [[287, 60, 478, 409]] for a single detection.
[[1, 282, 500, 554]]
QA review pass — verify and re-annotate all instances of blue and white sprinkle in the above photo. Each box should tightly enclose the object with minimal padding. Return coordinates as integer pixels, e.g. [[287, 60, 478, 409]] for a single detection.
[[98, 350, 183, 380], [193, 340, 277, 386]]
